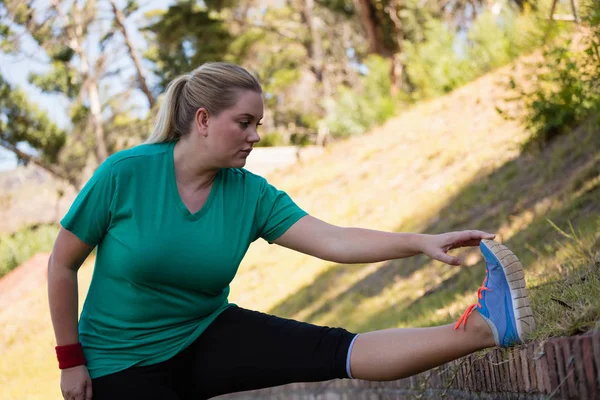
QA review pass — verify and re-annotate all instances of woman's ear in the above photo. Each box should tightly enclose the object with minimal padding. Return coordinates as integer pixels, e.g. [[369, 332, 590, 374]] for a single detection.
[[195, 108, 210, 137]]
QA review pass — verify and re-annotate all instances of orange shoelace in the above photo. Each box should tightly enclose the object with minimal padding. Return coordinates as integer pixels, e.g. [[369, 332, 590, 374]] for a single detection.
[[454, 270, 492, 330]]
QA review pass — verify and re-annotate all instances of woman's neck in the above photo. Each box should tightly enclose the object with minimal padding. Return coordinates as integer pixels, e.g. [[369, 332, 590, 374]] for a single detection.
[[172, 138, 218, 191]]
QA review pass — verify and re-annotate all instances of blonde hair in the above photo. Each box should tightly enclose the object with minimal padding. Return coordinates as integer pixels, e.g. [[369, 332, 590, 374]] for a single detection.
[[146, 62, 262, 143]]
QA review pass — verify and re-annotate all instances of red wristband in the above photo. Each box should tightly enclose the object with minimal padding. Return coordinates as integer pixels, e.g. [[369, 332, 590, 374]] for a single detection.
[[55, 342, 87, 369]]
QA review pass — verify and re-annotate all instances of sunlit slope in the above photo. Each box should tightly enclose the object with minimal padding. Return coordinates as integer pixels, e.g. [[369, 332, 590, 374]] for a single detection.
[[1, 59, 599, 400]]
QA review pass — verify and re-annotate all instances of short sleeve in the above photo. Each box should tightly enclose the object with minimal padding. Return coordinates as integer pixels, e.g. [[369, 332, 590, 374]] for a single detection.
[[60, 159, 116, 246], [254, 178, 308, 243]]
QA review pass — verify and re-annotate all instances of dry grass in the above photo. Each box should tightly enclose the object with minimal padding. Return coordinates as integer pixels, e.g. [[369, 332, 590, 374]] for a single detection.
[[1, 59, 599, 399]]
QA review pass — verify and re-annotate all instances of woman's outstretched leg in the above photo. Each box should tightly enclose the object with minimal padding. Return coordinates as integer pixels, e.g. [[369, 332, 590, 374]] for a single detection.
[[350, 311, 494, 380], [351, 239, 536, 381]]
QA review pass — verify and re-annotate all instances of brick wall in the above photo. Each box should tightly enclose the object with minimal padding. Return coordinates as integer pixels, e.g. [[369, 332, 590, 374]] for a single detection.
[[215, 332, 599, 400]]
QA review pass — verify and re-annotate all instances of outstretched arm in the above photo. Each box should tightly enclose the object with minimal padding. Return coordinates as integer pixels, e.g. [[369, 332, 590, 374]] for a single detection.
[[273, 215, 495, 265]]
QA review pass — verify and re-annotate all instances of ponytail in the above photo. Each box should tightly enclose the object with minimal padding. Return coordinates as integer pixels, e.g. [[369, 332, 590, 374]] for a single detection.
[[145, 75, 189, 144]]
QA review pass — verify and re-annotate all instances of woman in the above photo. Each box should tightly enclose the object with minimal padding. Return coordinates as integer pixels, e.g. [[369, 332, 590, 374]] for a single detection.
[[48, 62, 535, 400]]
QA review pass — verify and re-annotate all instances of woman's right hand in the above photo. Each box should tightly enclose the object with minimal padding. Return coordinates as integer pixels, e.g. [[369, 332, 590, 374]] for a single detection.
[[60, 365, 93, 400]]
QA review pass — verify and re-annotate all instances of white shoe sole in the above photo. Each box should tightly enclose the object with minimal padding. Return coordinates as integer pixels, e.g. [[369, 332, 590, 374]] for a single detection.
[[481, 239, 536, 342]]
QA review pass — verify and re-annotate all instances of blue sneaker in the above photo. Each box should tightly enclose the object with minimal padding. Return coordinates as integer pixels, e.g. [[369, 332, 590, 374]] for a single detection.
[[454, 239, 535, 347]]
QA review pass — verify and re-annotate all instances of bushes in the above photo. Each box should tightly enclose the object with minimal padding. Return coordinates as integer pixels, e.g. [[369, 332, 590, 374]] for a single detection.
[[323, 55, 397, 138], [505, 1, 600, 149], [0, 223, 58, 278], [406, 3, 559, 101], [323, 2, 559, 138], [404, 20, 470, 100]]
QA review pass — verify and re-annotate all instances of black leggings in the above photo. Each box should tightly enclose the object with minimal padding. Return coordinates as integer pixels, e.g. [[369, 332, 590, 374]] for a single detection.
[[91, 306, 358, 399]]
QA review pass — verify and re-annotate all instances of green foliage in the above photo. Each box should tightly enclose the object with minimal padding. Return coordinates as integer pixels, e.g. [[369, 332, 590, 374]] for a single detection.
[[255, 131, 287, 147], [28, 62, 81, 98], [467, 4, 557, 71], [406, 4, 558, 101], [323, 55, 397, 137], [0, 224, 58, 279], [142, 1, 232, 89], [0, 74, 66, 163], [506, 1, 600, 149], [404, 20, 471, 100], [529, 221, 600, 340]]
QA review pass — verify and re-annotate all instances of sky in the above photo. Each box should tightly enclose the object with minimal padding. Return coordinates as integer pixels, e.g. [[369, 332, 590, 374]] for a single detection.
[[0, 0, 171, 171]]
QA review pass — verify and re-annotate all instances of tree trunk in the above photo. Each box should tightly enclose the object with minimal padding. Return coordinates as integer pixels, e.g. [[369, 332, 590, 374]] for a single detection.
[[386, 0, 405, 97], [352, 0, 387, 55], [110, 0, 156, 109], [87, 80, 108, 163], [300, 0, 325, 82], [50, 0, 108, 163]]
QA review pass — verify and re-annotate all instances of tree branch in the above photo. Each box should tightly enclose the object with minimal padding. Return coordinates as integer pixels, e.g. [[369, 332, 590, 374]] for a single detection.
[[0, 140, 79, 190], [109, 0, 156, 108]]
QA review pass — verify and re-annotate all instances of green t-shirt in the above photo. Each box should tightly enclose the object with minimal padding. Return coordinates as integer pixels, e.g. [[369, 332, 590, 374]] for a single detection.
[[61, 140, 307, 379]]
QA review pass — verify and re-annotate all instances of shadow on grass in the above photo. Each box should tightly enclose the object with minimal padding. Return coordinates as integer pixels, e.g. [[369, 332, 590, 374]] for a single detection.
[[268, 120, 600, 333]]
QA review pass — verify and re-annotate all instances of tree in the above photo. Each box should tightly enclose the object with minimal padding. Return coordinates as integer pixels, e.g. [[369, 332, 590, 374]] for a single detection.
[[109, 0, 156, 108], [0, 73, 75, 186], [142, 1, 232, 90], [1, 0, 159, 186]]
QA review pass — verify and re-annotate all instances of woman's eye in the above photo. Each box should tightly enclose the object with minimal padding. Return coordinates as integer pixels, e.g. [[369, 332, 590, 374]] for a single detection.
[[239, 121, 250, 128]]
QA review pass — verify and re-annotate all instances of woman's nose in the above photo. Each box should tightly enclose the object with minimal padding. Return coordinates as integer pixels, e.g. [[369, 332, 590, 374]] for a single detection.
[[248, 129, 261, 143]]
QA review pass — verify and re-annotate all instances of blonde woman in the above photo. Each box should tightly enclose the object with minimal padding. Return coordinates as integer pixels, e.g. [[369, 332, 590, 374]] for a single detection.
[[48, 62, 535, 400]]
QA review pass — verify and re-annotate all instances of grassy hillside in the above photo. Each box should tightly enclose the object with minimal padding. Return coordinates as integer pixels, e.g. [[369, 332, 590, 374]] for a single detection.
[[1, 59, 599, 399]]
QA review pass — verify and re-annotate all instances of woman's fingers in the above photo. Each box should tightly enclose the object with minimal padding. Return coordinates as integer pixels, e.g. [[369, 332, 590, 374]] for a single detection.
[[85, 380, 93, 400], [434, 251, 462, 265], [448, 231, 495, 248], [457, 230, 495, 242]]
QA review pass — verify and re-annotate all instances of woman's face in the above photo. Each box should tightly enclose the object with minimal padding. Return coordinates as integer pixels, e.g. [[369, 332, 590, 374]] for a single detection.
[[198, 90, 263, 169]]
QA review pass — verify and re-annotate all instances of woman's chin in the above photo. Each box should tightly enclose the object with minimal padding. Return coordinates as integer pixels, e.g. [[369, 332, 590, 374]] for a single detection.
[[229, 158, 247, 169]]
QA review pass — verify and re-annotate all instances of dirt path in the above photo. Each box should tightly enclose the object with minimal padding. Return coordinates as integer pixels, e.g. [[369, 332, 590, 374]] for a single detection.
[[0, 252, 50, 310]]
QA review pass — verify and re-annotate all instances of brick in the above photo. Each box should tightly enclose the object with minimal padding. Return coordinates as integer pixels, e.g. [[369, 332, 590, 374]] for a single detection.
[[483, 356, 492, 392], [562, 337, 579, 398], [527, 344, 537, 392], [470, 359, 477, 391], [593, 333, 600, 387], [492, 355, 500, 392], [502, 349, 511, 392], [534, 347, 545, 393], [475, 359, 484, 391], [487, 353, 497, 392], [481, 358, 488, 392], [487, 351, 495, 391], [436, 367, 444, 389], [582, 336, 597, 400], [455, 364, 463, 390], [449, 363, 457, 388], [511, 349, 519, 392], [428, 369, 436, 389], [520, 348, 531, 392], [574, 337, 589, 399], [545, 341, 559, 392], [458, 360, 466, 389], [432, 368, 439, 389], [540, 344, 552, 394], [461, 359, 471, 390], [438, 366, 446, 389], [506, 349, 514, 392], [494, 349, 503, 391], [468, 360, 475, 391], [514, 347, 523, 392], [554, 340, 569, 399], [448, 363, 458, 389]]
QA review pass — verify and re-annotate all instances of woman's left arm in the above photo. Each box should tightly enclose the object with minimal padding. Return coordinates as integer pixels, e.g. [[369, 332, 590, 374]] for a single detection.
[[273, 215, 495, 266]]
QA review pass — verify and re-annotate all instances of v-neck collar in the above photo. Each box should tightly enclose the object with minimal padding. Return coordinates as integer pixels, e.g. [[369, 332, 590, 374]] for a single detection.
[[167, 140, 222, 221]]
